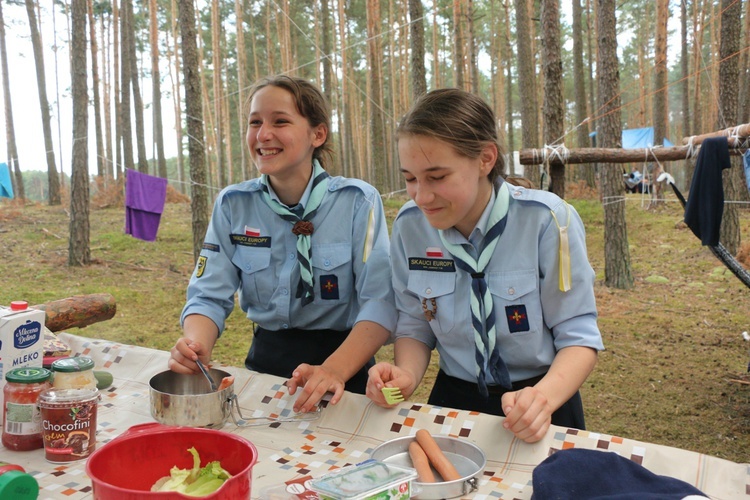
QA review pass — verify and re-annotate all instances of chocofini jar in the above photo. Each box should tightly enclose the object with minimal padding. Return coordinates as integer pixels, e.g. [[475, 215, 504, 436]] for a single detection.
[[51, 356, 97, 390], [2, 367, 52, 451], [38, 388, 100, 463]]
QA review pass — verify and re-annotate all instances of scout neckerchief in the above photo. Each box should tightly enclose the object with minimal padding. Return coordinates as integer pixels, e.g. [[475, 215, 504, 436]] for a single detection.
[[260, 160, 329, 306], [438, 181, 512, 396]]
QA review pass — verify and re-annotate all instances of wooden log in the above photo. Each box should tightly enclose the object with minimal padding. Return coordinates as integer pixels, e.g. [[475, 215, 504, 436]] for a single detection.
[[518, 145, 696, 165], [517, 144, 746, 165], [681, 123, 750, 146], [30, 293, 117, 332]]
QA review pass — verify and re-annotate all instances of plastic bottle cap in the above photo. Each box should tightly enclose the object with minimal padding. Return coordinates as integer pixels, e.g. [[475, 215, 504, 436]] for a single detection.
[[0, 470, 39, 500], [9, 301, 28, 311]]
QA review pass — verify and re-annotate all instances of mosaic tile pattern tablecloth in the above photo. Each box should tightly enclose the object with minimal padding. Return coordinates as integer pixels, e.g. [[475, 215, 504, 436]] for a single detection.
[[2, 333, 748, 499]]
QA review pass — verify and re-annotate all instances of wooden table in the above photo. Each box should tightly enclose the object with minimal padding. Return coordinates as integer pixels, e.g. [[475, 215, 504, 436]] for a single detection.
[[3, 333, 748, 499]]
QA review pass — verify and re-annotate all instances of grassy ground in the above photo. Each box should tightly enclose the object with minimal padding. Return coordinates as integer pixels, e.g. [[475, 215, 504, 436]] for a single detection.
[[1, 191, 748, 464]]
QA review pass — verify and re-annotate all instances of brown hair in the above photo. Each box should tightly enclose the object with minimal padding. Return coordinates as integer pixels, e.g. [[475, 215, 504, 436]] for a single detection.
[[246, 75, 333, 168], [396, 88, 506, 184]]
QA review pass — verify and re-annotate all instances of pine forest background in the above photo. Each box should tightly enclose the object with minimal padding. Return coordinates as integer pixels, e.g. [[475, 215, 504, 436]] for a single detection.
[[5, 0, 750, 202]]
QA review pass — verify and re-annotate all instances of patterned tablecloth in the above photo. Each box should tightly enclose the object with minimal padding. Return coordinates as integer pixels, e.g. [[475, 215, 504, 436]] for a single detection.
[[2, 333, 748, 499]]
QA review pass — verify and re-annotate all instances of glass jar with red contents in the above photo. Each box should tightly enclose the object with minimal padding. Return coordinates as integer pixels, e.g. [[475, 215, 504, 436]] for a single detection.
[[2, 367, 52, 451]]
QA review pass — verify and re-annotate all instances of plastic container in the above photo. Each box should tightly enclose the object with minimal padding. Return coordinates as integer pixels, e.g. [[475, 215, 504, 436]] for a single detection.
[[86, 423, 258, 499], [2, 367, 52, 451], [51, 356, 97, 390], [309, 460, 417, 500], [0, 462, 38, 500], [38, 388, 100, 462]]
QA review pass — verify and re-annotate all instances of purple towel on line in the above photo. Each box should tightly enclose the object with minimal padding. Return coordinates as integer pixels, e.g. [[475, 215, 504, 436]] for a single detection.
[[125, 169, 168, 242]]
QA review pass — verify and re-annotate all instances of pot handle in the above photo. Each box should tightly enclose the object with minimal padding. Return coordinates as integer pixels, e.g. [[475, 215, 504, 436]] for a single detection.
[[226, 394, 322, 427]]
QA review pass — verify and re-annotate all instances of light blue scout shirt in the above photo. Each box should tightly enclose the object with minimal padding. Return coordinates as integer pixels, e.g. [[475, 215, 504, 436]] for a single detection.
[[182, 173, 396, 336], [391, 181, 604, 384]]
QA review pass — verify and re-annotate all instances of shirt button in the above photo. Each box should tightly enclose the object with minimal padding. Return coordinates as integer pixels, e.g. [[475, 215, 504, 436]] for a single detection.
[[282, 323, 289, 329], [324, 259, 331, 267], [281, 288, 289, 295], [513, 191, 521, 197], [289, 253, 296, 260], [425, 288, 432, 295], [245, 263, 252, 271], [508, 287, 515, 295]]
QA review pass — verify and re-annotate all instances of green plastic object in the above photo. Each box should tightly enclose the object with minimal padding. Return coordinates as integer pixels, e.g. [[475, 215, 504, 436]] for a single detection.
[[0, 470, 39, 500]]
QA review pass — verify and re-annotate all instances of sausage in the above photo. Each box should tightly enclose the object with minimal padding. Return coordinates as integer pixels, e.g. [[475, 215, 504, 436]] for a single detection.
[[408, 440, 436, 483], [415, 429, 461, 482], [217, 376, 234, 391]]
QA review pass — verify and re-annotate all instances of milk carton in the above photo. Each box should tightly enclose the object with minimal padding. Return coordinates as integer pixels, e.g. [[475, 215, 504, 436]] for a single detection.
[[0, 302, 46, 418]]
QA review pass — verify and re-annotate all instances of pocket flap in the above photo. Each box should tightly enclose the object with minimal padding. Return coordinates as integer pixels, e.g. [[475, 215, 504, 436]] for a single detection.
[[488, 269, 537, 300], [312, 242, 352, 270], [231, 247, 271, 274], [407, 271, 456, 298]]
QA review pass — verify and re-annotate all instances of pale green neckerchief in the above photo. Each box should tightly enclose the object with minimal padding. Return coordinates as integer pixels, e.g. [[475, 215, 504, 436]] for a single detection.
[[438, 182, 511, 394], [259, 160, 330, 306]]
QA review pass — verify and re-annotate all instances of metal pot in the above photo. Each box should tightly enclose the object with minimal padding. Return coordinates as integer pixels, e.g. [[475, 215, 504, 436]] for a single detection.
[[149, 369, 233, 428], [370, 435, 486, 499]]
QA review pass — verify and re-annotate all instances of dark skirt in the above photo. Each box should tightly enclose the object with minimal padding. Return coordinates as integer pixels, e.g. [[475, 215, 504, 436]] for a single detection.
[[427, 369, 586, 430], [244, 326, 374, 395]]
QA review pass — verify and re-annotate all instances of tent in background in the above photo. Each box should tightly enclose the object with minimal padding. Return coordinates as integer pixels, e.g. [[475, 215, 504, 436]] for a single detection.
[[0, 162, 14, 199], [590, 126, 673, 148]]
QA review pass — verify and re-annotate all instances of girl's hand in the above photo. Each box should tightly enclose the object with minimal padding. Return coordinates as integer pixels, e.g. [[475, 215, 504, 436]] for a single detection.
[[287, 363, 345, 413], [168, 337, 210, 375], [500, 386, 553, 443], [365, 362, 417, 408]]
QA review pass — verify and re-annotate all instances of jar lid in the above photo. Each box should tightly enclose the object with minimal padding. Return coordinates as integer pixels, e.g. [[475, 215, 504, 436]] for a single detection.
[[51, 356, 95, 373], [38, 387, 100, 404], [9, 301, 28, 311], [5, 367, 52, 383], [0, 470, 39, 500]]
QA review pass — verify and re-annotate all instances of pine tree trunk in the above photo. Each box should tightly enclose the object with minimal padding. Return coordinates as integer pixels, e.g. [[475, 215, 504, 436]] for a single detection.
[[718, 0, 742, 254], [453, 0, 464, 89], [408, 0, 426, 98], [366, 0, 386, 191], [101, 10, 114, 180], [235, 0, 248, 179], [514, 0, 539, 184], [211, 0, 226, 187], [503, 0, 514, 155], [120, 0, 134, 171], [597, 0, 633, 290], [149, 0, 167, 179], [69, 0, 91, 266], [113, 0, 124, 178], [740, 0, 750, 124], [541, 0, 565, 198], [25, 0, 61, 205], [87, 0, 105, 179], [650, 0, 668, 205], [572, 0, 590, 185], [179, 0, 209, 262], [170, 0, 186, 191], [128, 2, 149, 173], [0, 0, 24, 200], [681, 0, 692, 192]]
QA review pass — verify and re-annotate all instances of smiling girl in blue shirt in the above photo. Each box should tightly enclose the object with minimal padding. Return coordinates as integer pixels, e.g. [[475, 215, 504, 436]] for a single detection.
[[170, 76, 396, 413]]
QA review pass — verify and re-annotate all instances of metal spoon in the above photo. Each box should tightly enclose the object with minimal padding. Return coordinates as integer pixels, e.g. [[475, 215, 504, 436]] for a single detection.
[[195, 358, 218, 392]]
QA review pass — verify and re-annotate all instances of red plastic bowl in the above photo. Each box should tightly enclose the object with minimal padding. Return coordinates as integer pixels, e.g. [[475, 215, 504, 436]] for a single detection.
[[85, 423, 258, 499]]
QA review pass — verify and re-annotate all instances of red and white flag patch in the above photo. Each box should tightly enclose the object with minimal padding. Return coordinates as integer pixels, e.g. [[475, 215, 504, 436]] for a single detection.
[[426, 246, 443, 257], [245, 226, 260, 237]]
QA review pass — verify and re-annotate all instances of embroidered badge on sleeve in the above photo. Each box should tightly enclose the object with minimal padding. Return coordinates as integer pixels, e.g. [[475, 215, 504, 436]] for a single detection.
[[505, 304, 530, 333], [196, 255, 207, 278], [320, 274, 339, 300]]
